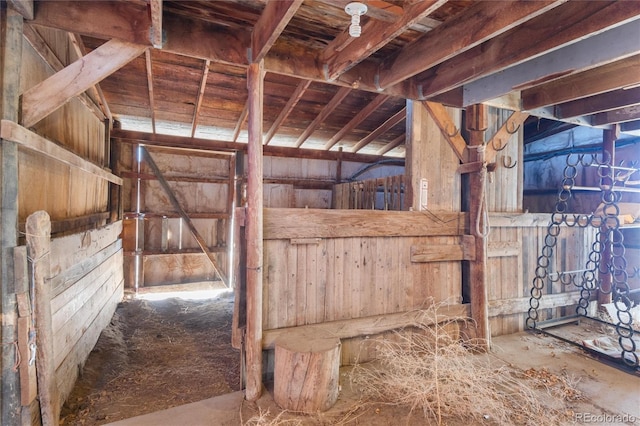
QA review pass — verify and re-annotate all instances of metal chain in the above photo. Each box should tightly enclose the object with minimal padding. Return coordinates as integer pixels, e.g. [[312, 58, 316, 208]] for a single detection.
[[526, 153, 638, 367]]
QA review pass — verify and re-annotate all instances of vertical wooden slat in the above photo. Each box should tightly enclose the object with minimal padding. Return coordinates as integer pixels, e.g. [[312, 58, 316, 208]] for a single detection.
[[1, 7, 23, 425], [245, 60, 264, 402]]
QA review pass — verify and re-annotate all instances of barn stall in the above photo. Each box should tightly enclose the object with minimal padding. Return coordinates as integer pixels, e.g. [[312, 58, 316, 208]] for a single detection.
[[1, 1, 639, 425]]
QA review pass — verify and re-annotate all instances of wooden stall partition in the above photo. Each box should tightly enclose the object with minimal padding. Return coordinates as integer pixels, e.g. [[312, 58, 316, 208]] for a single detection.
[[262, 208, 468, 366], [24, 212, 123, 424], [333, 175, 405, 211], [487, 213, 597, 336]]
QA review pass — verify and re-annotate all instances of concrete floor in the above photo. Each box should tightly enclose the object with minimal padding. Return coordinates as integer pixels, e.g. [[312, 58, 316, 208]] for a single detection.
[[106, 331, 640, 426]]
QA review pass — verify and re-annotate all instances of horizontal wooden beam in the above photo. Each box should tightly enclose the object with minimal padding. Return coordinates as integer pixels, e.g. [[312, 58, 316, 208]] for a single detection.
[[111, 129, 389, 163], [489, 291, 581, 317], [410, 235, 475, 262], [21, 39, 145, 127], [263, 304, 471, 349], [463, 19, 640, 106], [555, 87, 640, 119], [264, 208, 468, 239], [0, 120, 122, 184], [590, 105, 640, 126]]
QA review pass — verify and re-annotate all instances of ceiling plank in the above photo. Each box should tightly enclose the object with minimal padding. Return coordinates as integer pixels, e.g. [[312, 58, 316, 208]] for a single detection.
[[149, 0, 163, 49], [251, 0, 303, 63], [324, 94, 389, 150], [590, 105, 640, 127], [191, 59, 210, 137], [264, 79, 311, 145], [7, 0, 33, 20], [21, 39, 145, 128], [295, 86, 351, 148], [485, 112, 529, 164], [412, 1, 640, 101], [233, 100, 249, 142], [144, 49, 157, 133], [462, 19, 640, 106], [22, 24, 105, 121], [377, 134, 405, 156], [555, 87, 640, 119], [522, 55, 640, 110], [322, 0, 446, 81], [422, 101, 467, 163], [68, 33, 112, 121], [112, 128, 388, 163], [351, 107, 406, 153], [377, 0, 565, 90]]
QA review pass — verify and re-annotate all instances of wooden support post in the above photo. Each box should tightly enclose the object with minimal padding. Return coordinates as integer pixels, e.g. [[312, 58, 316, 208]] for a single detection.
[[1, 6, 23, 425], [598, 126, 618, 306], [25, 211, 59, 426], [466, 104, 490, 349], [245, 61, 264, 402]]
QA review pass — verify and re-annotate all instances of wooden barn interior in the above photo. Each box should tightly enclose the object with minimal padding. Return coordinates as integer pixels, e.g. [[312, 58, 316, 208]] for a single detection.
[[1, 0, 639, 424]]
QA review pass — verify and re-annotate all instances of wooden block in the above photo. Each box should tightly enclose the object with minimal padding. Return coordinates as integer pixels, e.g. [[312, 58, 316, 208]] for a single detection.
[[17, 317, 37, 406], [410, 235, 476, 262], [15, 292, 30, 318], [274, 331, 341, 413]]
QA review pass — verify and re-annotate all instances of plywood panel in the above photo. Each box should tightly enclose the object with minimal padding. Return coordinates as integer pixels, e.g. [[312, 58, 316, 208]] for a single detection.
[[142, 252, 218, 285]]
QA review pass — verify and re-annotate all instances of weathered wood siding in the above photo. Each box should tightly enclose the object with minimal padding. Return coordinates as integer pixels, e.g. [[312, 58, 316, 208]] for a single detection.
[[263, 208, 466, 365]]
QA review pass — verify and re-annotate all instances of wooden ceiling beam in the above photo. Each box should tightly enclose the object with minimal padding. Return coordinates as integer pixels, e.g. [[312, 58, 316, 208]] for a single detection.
[[590, 105, 640, 127], [295, 86, 351, 148], [377, 0, 565, 90], [376, 134, 405, 156], [555, 87, 640, 119], [462, 19, 640, 106], [68, 33, 112, 121], [411, 1, 639, 101], [324, 94, 389, 150], [251, 0, 303, 63], [351, 107, 406, 153], [522, 55, 640, 110], [21, 39, 145, 128], [149, 0, 163, 49], [144, 49, 157, 133], [264, 79, 311, 145], [191, 59, 210, 137], [112, 128, 388, 163], [322, 0, 446, 81]]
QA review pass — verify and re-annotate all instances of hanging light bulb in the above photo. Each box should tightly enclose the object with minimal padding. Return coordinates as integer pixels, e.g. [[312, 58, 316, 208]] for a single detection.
[[345, 2, 367, 37]]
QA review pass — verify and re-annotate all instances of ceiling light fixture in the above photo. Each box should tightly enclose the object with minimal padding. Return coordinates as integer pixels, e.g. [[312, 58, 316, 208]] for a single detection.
[[345, 2, 367, 37]]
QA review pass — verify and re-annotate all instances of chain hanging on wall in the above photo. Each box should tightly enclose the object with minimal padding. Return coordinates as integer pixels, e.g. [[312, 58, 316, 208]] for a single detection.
[[526, 152, 639, 368]]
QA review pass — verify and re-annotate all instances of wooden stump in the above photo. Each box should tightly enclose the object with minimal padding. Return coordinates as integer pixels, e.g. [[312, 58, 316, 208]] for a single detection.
[[273, 331, 341, 413]]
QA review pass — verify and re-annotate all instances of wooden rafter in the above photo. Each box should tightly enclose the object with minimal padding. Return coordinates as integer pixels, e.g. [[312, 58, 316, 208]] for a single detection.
[[462, 19, 640, 106], [21, 24, 105, 121], [149, 0, 163, 49], [141, 146, 228, 285], [264, 79, 311, 145], [191, 59, 210, 137], [412, 1, 640, 100], [555, 87, 640, 119], [68, 33, 112, 121], [233, 99, 249, 142], [144, 49, 157, 133], [376, 134, 405, 156], [324, 94, 389, 150], [522, 54, 640, 110], [295, 86, 351, 148], [351, 107, 406, 153], [322, 0, 446, 81], [377, 0, 565, 89], [21, 39, 145, 128], [591, 105, 640, 126], [251, 0, 303, 63], [422, 102, 467, 163]]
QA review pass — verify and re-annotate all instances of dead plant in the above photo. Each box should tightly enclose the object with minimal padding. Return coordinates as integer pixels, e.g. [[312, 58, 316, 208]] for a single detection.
[[349, 304, 571, 426]]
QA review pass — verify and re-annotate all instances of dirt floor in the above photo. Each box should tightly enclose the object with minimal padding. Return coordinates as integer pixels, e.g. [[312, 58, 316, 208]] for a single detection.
[[60, 290, 240, 425]]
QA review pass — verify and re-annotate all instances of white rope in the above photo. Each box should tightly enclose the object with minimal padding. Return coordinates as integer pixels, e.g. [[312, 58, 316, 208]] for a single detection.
[[469, 145, 490, 238]]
